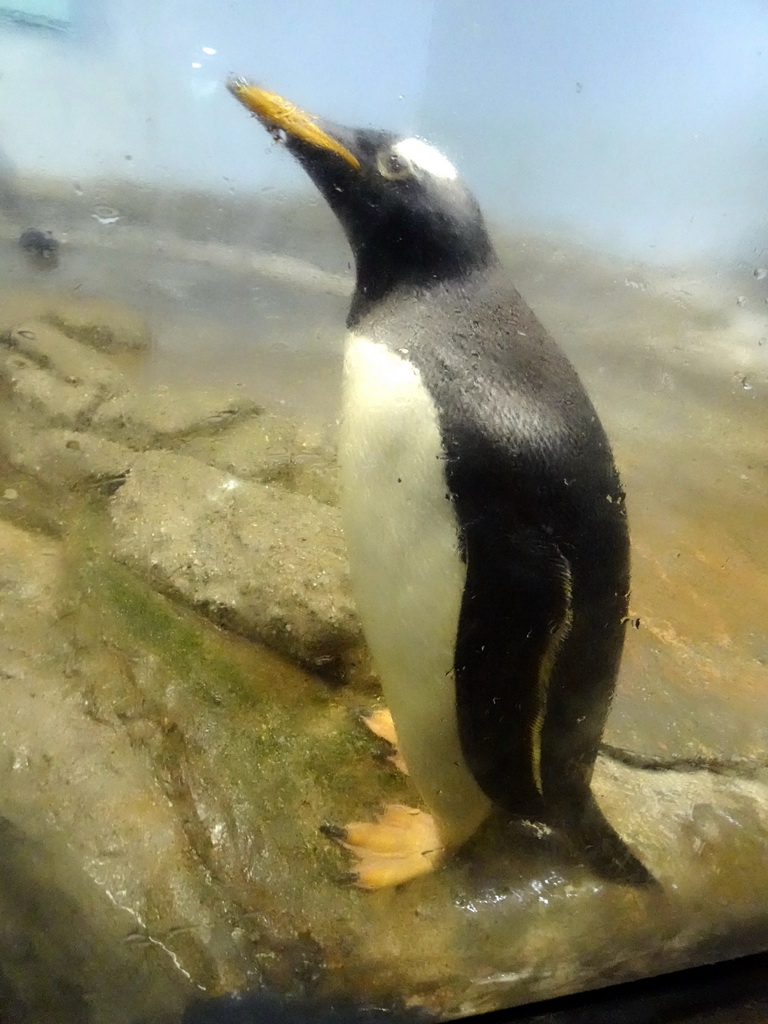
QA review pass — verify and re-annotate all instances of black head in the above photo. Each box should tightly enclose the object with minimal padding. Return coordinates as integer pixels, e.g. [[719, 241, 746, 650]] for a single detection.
[[228, 81, 496, 322]]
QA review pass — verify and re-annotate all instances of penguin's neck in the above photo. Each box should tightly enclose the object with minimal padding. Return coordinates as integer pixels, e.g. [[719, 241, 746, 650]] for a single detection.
[[347, 237, 498, 327]]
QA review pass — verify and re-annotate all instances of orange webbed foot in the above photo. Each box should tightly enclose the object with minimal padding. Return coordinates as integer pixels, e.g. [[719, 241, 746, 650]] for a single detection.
[[360, 707, 408, 775], [320, 804, 442, 889]]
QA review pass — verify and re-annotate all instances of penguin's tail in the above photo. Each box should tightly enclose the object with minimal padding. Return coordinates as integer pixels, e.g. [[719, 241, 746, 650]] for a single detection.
[[555, 793, 659, 889]]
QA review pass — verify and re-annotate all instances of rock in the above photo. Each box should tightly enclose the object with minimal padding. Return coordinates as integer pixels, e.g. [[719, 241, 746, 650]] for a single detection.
[[608, 455, 768, 767], [0, 517, 63, 620], [445, 755, 768, 1016], [0, 318, 128, 431], [42, 297, 151, 353], [179, 412, 298, 480], [92, 387, 262, 450], [179, 414, 339, 506], [75, 558, 768, 1019], [0, 424, 133, 491], [1, 229, 767, 1023], [108, 449, 360, 674], [0, 289, 151, 354], [5, 320, 126, 397], [285, 422, 340, 507], [0, 817, 191, 1024], [0, 349, 104, 428], [1, 512, 768, 1023], [0, 521, 254, 1021]]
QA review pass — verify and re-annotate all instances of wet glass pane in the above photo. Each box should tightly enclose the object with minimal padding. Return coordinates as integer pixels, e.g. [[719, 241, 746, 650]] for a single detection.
[[0, 2, 766, 1022]]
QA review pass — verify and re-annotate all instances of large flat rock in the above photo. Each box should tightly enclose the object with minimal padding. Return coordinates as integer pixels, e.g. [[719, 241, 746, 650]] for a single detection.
[[179, 414, 339, 506], [0, 349, 104, 427], [108, 449, 361, 674], [0, 425, 133, 489], [91, 387, 262, 450], [0, 287, 151, 352], [5, 320, 127, 395], [0, 521, 259, 1022], [0, 319, 127, 429]]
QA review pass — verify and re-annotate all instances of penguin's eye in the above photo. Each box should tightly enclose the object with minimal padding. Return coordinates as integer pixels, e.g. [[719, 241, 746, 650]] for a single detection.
[[377, 150, 413, 181]]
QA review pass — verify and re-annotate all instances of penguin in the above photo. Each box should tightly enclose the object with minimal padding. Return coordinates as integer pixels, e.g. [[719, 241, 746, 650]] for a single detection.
[[227, 81, 657, 890]]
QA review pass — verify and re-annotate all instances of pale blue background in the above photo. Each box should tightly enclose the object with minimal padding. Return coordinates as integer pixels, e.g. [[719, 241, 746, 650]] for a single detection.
[[0, 0, 766, 262]]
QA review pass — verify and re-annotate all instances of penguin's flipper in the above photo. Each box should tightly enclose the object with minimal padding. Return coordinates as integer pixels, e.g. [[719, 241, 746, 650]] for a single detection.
[[321, 804, 442, 889], [453, 519, 576, 812], [360, 708, 408, 774]]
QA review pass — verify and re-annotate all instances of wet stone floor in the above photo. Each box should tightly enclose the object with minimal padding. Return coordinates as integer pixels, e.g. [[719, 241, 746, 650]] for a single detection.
[[0, 217, 766, 1023]]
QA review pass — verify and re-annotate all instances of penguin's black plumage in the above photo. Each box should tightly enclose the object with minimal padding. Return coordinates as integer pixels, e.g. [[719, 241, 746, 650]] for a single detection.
[[228, 82, 655, 889]]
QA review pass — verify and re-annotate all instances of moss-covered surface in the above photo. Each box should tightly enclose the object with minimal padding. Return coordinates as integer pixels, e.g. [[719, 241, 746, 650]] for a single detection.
[[42, 307, 150, 354]]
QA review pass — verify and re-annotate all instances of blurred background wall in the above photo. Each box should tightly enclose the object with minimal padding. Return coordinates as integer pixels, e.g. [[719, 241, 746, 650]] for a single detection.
[[0, 0, 765, 263]]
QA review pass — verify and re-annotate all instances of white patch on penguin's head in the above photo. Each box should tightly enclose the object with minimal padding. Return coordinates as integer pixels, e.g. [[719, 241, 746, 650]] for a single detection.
[[392, 137, 458, 181]]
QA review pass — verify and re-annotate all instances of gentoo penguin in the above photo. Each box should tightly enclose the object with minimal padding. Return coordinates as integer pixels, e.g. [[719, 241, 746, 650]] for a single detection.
[[228, 81, 656, 890]]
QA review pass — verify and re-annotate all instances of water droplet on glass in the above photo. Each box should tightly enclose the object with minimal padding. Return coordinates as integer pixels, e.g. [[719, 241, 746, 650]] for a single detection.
[[202, 46, 216, 55], [736, 295, 747, 306], [753, 267, 767, 279], [73, 182, 83, 196], [91, 205, 121, 225]]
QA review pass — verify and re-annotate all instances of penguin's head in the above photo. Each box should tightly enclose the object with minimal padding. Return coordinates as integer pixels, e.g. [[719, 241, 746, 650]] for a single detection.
[[228, 81, 495, 318]]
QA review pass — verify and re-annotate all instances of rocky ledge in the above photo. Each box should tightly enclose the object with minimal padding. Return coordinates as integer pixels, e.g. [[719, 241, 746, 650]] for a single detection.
[[0, 292, 766, 1023]]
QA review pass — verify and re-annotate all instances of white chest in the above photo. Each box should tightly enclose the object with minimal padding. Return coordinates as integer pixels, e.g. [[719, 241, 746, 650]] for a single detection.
[[338, 333, 491, 844]]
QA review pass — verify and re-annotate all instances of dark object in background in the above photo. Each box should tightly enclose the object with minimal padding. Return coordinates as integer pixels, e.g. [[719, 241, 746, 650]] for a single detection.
[[181, 989, 435, 1024], [19, 228, 60, 267]]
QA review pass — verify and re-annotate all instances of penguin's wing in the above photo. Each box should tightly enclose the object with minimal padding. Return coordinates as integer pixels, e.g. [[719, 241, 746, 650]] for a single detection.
[[451, 502, 575, 813], [429, 302, 627, 816]]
